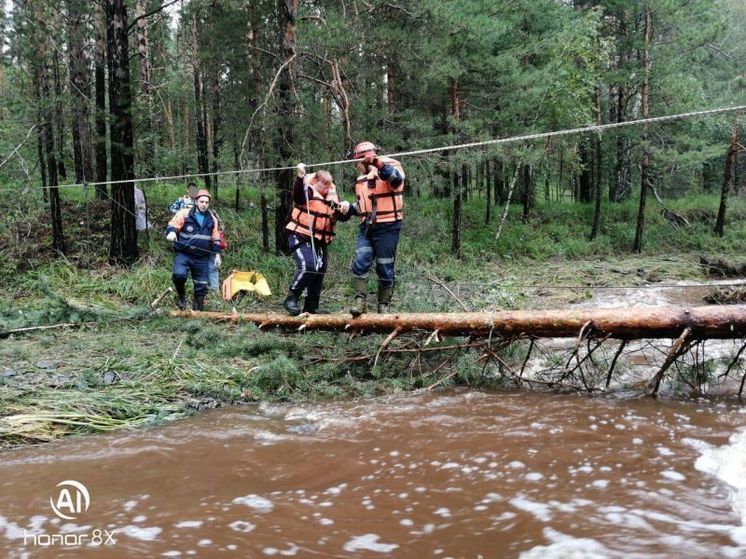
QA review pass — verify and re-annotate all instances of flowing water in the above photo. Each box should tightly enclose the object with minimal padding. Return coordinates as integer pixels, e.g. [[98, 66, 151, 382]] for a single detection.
[[2, 282, 745, 558], [0, 391, 745, 558]]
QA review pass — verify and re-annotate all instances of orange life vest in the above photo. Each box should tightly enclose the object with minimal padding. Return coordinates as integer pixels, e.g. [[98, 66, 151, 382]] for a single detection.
[[354, 157, 404, 224], [285, 178, 339, 244]]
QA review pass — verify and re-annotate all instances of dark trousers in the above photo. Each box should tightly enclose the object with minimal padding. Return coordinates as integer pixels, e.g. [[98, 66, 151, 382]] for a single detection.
[[288, 233, 328, 300], [172, 251, 210, 296], [351, 221, 402, 288]]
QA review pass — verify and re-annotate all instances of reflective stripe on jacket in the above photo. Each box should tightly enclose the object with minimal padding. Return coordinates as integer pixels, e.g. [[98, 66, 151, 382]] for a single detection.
[[166, 207, 221, 258], [354, 157, 404, 224]]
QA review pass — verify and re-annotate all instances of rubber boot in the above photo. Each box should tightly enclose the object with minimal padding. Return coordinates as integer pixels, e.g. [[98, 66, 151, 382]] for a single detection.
[[377, 285, 394, 314], [350, 278, 368, 317], [283, 291, 301, 316], [193, 293, 205, 311], [302, 296, 327, 314], [174, 277, 187, 310]]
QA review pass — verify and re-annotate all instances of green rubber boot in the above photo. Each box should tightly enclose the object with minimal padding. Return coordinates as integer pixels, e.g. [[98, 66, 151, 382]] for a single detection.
[[350, 278, 368, 317], [377, 285, 394, 314]]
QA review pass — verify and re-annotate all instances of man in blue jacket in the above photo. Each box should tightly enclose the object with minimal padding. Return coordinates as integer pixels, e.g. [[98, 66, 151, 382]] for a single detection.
[[165, 189, 222, 311]]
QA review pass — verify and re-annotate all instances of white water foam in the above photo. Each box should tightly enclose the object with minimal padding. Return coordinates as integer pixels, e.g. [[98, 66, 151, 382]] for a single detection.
[[342, 534, 399, 553], [232, 494, 274, 513], [694, 428, 746, 525], [120, 525, 162, 541], [174, 521, 203, 528], [519, 527, 610, 559]]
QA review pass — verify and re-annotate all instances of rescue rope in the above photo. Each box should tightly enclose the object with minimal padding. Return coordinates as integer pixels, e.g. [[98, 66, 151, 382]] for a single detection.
[[2, 104, 744, 193]]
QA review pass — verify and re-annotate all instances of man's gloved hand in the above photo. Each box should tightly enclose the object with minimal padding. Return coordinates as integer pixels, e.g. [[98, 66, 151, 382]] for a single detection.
[[337, 200, 350, 215], [215, 254, 222, 268], [296, 163, 306, 178], [366, 167, 379, 183], [166, 231, 177, 242]]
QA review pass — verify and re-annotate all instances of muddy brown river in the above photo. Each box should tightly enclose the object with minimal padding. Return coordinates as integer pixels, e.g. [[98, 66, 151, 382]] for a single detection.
[[1, 390, 745, 558]]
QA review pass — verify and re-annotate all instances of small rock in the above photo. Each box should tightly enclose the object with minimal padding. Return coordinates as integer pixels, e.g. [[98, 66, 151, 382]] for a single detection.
[[35, 359, 60, 370], [1, 369, 17, 378], [102, 371, 119, 385], [49, 374, 73, 387], [287, 423, 318, 435]]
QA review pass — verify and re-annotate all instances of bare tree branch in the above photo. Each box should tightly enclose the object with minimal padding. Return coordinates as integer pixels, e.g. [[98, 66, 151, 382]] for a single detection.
[[0, 125, 38, 170], [126, 0, 181, 33], [239, 54, 297, 167]]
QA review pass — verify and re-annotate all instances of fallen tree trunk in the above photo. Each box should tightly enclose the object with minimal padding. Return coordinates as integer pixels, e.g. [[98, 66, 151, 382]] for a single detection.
[[170, 305, 746, 340]]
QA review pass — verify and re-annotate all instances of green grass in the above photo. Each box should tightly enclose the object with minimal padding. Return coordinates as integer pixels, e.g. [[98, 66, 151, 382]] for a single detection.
[[0, 184, 745, 448]]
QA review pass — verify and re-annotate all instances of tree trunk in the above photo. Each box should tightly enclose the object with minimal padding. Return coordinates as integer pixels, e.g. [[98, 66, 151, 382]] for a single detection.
[[106, 0, 138, 266], [36, 122, 48, 203], [232, 120, 241, 211], [462, 161, 469, 202], [451, 165, 462, 259], [31, 2, 64, 252], [578, 140, 592, 202], [32, 58, 48, 203], [67, 0, 94, 184], [449, 77, 460, 122], [172, 305, 746, 340], [30, 3, 65, 254], [136, 0, 154, 177], [484, 159, 492, 225], [0, 2, 4, 103], [191, 12, 210, 188], [210, 67, 221, 199], [51, 45, 67, 180], [590, 85, 603, 240], [449, 78, 461, 257], [521, 164, 531, 223], [714, 124, 739, 237], [274, 0, 298, 255], [632, 6, 651, 254], [94, 3, 108, 198], [611, 83, 630, 202], [494, 157, 504, 204]]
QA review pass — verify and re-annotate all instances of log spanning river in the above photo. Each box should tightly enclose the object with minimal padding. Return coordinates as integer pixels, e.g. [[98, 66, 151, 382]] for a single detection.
[[0, 391, 745, 558]]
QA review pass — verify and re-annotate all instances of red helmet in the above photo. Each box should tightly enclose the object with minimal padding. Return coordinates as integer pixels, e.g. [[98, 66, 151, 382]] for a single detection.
[[194, 189, 211, 201], [348, 141, 380, 159]]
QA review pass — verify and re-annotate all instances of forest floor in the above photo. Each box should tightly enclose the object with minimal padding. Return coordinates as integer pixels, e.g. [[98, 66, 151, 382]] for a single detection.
[[1, 188, 745, 449]]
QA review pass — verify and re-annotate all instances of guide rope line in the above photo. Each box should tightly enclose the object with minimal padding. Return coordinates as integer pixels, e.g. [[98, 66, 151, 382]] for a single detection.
[[2, 104, 743, 193], [84, 178, 746, 284]]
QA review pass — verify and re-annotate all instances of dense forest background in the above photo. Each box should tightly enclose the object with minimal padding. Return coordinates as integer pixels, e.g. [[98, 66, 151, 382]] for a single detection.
[[1, 0, 745, 267]]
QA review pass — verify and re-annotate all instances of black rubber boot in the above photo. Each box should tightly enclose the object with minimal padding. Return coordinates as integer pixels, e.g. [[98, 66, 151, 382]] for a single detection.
[[193, 294, 205, 311], [377, 285, 394, 314], [283, 291, 301, 316], [173, 277, 187, 310], [302, 297, 327, 314]]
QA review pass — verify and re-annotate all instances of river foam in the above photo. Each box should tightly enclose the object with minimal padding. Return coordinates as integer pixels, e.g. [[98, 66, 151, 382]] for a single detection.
[[694, 428, 746, 525]]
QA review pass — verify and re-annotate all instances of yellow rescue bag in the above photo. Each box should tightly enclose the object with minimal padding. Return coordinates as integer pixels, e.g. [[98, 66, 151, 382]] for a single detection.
[[221, 270, 272, 301]]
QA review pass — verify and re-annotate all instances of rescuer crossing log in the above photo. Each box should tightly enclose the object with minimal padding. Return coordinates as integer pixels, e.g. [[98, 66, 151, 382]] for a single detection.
[[170, 305, 746, 339]]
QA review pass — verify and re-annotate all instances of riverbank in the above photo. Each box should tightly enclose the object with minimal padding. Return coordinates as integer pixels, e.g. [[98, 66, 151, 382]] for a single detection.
[[1, 192, 745, 449]]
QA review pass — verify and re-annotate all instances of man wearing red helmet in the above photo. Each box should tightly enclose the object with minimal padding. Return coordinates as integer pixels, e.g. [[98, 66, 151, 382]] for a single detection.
[[165, 189, 222, 311], [342, 141, 405, 315]]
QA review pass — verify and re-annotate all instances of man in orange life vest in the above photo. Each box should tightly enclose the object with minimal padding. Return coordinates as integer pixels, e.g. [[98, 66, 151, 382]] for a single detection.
[[165, 189, 222, 311], [283, 164, 342, 315], [343, 141, 405, 315]]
